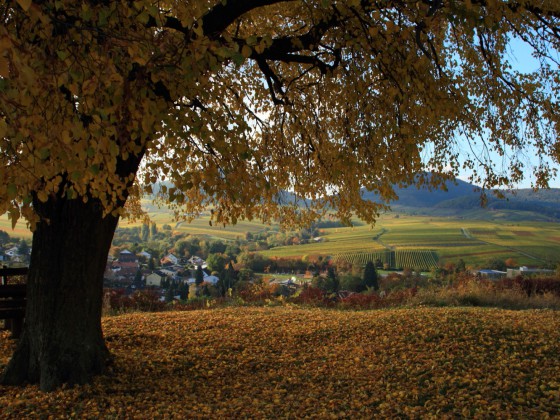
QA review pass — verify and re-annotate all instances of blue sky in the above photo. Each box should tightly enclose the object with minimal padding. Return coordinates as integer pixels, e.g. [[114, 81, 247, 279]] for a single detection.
[[454, 37, 559, 189]]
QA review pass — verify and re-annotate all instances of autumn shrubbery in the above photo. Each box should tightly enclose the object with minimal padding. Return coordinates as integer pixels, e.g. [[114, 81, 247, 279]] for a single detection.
[[173, 297, 229, 311], [337, 292, 383, 309], [265, 273, 560, 311], [497, 276, 560, 297], [412, 274, 560, 310], [291, 284, 418, 310], [236, 281, 277, 303], [103, 289, 166, 314], [293, 284, 331, 306], [102, 273, 560, 315]]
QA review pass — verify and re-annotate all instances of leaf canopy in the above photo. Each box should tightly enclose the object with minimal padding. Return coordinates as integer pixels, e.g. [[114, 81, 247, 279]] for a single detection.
[[0, 0, 558, 227]]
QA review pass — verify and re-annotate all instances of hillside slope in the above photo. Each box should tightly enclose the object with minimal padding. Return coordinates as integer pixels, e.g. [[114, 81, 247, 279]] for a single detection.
[[362, 177, 560, 221]]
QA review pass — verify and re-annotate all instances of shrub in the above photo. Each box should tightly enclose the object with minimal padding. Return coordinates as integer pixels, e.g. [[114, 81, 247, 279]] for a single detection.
[[104, 289, 166, 314], [174, 297, 225, 311], [237, 282, 276, 302], [412, 275, 560, 310], [497, 276, 560, 297], [338, 293, 382, 310], [384, 287, 418, 306], [293, 285, 328, 306], [339, 275, 367, 293]]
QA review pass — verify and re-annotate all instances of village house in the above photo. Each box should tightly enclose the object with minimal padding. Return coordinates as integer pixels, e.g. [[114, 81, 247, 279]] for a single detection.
[[113, 261, 140, 278], [474, 269, 507, 280], [106, 249, 141, 285], [5, 247, 20, 259], [146, 271, 167, 287], [138, 250, 152, 260], [186, 268, 219, 286], [159, 266, 188, 281], [160, 253, 179, 266], [187, 256, 207, 269], [118, 249, 137, 263]]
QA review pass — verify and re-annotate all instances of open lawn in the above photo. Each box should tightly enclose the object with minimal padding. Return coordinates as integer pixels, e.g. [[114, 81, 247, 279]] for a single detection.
[[1, 307, 559, 418]]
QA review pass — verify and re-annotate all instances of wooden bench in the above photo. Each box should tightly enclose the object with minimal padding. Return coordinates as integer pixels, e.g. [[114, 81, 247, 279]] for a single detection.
[[0, 266, 28, 338]]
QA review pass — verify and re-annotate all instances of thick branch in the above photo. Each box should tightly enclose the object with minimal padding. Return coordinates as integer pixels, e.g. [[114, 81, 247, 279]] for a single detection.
[[257, 12, 341, 56], [148, 0, 295, 39], [202, 0, 296, 36]]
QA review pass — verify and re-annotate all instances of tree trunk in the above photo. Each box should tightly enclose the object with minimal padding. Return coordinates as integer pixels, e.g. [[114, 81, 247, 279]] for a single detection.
[[1, 195, 119, 391]]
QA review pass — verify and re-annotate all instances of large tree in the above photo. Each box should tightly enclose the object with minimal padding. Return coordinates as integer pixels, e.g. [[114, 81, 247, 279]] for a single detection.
[[0, 0, 558, 390]]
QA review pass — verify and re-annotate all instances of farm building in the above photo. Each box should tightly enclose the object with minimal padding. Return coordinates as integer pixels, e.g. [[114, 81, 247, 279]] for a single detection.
[[475, 269, 507, 280]]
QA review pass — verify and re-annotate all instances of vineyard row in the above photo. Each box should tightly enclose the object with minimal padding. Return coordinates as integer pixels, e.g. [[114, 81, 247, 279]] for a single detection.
[[332, 250, 439, 270]]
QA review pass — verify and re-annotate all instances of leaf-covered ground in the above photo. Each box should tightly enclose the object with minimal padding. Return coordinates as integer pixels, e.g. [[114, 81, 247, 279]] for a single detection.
[[1, 307, 559, 418]]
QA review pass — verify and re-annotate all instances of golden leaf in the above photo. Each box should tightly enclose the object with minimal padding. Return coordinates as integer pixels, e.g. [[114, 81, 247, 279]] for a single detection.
[[241, 45, 252, 58], [0, 54, 9, 78], [16, 0, 32, 12]]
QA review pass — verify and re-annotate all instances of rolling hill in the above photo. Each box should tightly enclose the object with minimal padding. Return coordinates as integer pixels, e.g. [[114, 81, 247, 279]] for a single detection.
[[361, 177, 560, 221]]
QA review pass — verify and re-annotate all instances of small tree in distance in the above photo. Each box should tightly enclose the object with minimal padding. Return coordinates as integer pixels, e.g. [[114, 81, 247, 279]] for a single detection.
[[488, 258, 507, 272], [455, 259, 467, 273], [364, 262, 379, 291]]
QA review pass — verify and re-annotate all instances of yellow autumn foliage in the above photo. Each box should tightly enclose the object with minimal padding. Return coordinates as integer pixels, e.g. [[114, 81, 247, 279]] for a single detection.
[[0, 1, 559, 227], [1, 307, 558, 418]]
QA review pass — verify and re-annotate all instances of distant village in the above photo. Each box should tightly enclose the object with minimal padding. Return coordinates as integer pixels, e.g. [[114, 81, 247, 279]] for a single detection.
[[105, 249, 219, 294], [0, 244, 31, 265], [104, 247, 556, 302]]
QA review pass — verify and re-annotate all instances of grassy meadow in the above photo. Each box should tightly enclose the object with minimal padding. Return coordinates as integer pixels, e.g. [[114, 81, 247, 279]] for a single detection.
[[1, 307, 559, 418]]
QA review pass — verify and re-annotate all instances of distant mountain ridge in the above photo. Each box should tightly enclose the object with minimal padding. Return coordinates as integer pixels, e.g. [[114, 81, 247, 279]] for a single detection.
[[362, 178, 560, 221]]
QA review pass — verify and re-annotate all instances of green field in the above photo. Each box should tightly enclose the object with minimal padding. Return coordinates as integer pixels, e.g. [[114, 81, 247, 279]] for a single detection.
[[3, 206, 560, 269], [260, 214, 560, 268]]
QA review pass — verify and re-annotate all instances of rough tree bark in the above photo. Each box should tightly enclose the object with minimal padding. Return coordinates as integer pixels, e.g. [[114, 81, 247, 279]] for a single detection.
[[0, 195, 117, 391], [1, 154, 143, 391]]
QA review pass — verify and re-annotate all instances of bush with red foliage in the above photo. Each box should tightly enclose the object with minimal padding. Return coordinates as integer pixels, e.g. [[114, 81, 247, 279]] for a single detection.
[[237, 282, 277, 302], [104, 289, 166, 312], [293, 285, 331, 306], [385, 287, 418, 305], [130, 289, 166, 311], [105, 288, 125, 309], [173, 297, 229, 311]]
